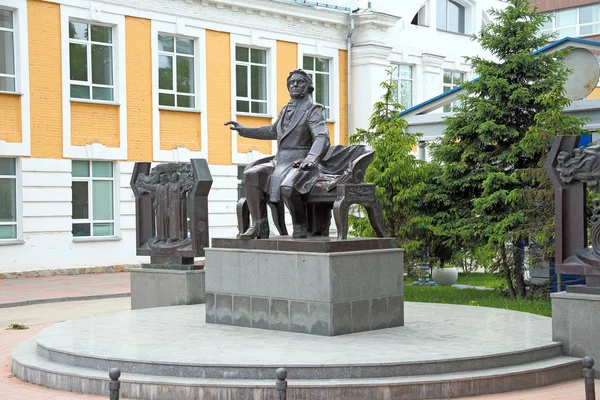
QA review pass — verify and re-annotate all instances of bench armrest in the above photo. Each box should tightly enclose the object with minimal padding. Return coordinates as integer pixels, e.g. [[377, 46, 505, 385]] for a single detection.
[[349, 148, 374, 183]]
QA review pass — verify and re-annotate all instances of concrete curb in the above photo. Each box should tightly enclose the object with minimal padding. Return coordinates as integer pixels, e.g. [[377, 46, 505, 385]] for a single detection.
[[0, 292, 131, 309]]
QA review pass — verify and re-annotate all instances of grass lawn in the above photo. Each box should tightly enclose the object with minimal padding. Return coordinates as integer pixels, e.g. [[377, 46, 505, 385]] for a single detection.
[[405, 273, 552, 317], [455, 272, 504, 288]]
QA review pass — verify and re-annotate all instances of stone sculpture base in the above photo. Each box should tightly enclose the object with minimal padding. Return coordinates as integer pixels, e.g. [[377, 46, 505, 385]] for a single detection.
[[131, 267, 205, 310], [205, 237, 404, 336], [552, 291, 600, 370]]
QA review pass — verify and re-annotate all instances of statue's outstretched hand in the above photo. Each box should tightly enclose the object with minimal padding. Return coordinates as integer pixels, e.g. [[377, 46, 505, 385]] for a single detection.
[[292, 159, 315, 170], [224, 121, 243, 131]]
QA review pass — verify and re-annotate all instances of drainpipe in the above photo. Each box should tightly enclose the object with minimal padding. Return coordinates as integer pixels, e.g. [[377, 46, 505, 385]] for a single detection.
[[347, 12, 355, 140], [417, 141, 427, 161]]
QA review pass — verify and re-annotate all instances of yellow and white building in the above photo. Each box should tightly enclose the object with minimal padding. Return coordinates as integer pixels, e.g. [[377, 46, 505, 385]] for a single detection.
[[0, 0, 506, 273]]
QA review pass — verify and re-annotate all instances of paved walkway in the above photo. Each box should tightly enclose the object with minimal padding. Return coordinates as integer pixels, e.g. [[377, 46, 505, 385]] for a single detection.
[[0, 273, 598, 399], [0, 272, 131, 308]]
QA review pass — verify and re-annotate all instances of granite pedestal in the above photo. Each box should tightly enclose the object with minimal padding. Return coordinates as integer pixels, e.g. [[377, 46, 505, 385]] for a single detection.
[[205, 237, 404, 336], [552, 291, 600, 370], [131, 265, 205, 310]]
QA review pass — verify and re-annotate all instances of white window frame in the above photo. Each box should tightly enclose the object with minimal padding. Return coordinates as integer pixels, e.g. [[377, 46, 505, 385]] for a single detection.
[[229, 33, 277, 165], [157, 33, 197, 109], [60, 5, 127, 161], [68, 19, 115, 102], [151, 20, 208, 162], [436, 0, 472, 35], [411, 5, 429, 27], [302, 54, 332, 119], [234, 45, 269, 116], [0, 157, 20, 242], [391, 64, 414, 110], [541, 5, 600, 39], [0, 0, 30, 158], [298, 43, 339, 143], [443, 69, 465, 112], [71, 160, 118, 239], [0, 8, 16, 93]]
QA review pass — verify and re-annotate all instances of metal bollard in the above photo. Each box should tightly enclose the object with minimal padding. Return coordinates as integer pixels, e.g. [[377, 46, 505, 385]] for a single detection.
[[275, 367, 288, 400], [109, 367, 121, 400], [583, 356, 596, 400]]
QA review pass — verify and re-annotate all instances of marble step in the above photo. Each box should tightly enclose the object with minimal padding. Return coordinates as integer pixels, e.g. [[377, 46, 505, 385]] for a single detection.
[[12, 338, 583, 400], [36, 338, 565, 379]]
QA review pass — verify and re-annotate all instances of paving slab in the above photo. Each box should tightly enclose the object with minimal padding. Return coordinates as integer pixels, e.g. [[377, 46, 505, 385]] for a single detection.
[[0, 273, 131, 308]]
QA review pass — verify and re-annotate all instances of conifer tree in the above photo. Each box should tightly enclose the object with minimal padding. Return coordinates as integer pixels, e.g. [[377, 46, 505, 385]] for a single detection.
[[424, 0, 586, 297], [349, 68, 435, 268]]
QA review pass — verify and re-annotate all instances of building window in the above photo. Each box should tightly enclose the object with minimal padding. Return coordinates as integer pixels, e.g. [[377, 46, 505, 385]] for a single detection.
[[437, 0, 466, 34], [158, 34, 195, 108], [443, 70, 464, 112], [411, 6, 428, 27], [0, 158, 17, 239], [69, 20, 114, 101], [580, 4, 600, 36], [391, 64, 413, 109], [235, 46, 267, 114], [72, 160, 115, 237], [0, 9, 15, 92], [303, 56, 331, 119], [541, 4, 600, 39]]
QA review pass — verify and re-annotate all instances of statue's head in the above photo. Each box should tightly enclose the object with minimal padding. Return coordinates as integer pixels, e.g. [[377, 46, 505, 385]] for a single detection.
[[159, 173, 168, 184], [170, 172, 179, 183], [286, 69, 314, 100]]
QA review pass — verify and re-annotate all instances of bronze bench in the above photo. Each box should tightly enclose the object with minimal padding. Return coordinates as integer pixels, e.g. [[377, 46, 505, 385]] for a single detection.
[[236, 145, 386, 240]]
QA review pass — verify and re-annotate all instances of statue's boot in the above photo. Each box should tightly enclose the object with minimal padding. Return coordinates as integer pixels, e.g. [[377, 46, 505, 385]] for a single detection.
[[292, 223, 308, 239], [239, 184, 269, 239], [239, 218, 270, 239], [282, 186, 308, 239]]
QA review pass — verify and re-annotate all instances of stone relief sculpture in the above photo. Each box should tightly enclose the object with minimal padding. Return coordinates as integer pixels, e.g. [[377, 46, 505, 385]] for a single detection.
[[136, 173, 169, 244], [135, 163, 193, 248], [166, 172, 187, 243], [557, 144, 600, 257], [546, 136, 600, 294], [557, 144, 600, 192], [131, 160, 212, 267]]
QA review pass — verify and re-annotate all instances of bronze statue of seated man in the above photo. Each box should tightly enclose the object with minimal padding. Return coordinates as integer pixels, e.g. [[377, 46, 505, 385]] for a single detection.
[[225, 68, 369, 240]]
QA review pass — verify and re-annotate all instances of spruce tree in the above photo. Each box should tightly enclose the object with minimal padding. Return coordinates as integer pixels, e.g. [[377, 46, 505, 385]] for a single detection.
[[425, 0, 586, 297]]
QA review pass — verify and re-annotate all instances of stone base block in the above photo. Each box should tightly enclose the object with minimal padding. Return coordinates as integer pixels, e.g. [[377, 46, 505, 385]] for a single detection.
[[131, 268, 205, 310], [566, 284, 600, 295], [205, 239, 404, 336], [552, 291, 600, 370]]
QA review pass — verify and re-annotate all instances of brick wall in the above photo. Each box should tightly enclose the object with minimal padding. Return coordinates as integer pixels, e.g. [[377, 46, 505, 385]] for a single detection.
[[126, 16, 153, 161], [71, 103, 120, 147], [159, 110, 202, 151], [529, 0, 598, 12], [0, 93, 21, 143], [28, 0, 62, 159], [206, 30, 232, 165]]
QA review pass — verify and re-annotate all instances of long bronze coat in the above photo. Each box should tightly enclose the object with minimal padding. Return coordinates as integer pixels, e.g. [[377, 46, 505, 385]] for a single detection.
[[240, 95, 330, 202]]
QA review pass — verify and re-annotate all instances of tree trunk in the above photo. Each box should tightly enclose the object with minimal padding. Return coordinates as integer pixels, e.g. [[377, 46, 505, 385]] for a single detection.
[[512, 241, 527, 298], [500, 245, 516, 298]]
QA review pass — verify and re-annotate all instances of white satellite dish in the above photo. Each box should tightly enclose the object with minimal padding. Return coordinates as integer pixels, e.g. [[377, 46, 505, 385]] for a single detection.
[[563, 47, 600, 101]]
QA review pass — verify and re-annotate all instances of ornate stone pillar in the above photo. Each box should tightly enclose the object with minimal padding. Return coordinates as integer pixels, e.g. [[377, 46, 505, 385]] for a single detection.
[[421, 53, 446, 102], [350, 11, 400, 134]]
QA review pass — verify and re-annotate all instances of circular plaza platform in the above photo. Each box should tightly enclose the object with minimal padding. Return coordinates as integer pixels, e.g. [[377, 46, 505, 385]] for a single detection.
[[11, 302, 581, 399]]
